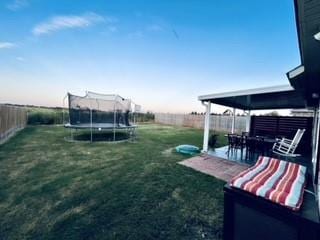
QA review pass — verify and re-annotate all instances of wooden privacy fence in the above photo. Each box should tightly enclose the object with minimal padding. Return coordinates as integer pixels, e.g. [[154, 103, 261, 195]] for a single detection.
[[0, 105, 27, 143], [154, 113, 246, 132], [250, 116, 313, 155]]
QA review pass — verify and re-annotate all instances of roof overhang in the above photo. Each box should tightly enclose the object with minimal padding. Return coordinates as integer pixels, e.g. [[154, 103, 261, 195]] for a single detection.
[[198, 85, 306, 110], [290, 0, 320, 106], [197, 1, 320, 110]]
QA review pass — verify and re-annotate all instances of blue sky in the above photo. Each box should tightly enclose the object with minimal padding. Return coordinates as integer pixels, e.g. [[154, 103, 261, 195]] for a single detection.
[[0, 0, 300, 113]]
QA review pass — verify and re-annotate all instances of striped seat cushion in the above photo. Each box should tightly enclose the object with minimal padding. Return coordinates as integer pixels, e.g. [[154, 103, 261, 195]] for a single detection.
[[230, 156, 307, 211]]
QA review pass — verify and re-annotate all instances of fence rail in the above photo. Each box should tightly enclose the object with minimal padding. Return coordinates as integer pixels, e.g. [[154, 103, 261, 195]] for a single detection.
[[154, 113, 246, 133], [0, 105, 27, 144]]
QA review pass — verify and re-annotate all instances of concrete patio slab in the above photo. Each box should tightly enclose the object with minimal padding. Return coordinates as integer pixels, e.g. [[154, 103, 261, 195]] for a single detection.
[[178, 154, 250, 182]]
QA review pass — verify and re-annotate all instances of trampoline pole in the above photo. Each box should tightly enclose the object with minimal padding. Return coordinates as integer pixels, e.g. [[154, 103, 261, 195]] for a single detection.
[[113, 104, 116, 142], [62, 94, 67, 125], [90, 108, 93, 143]]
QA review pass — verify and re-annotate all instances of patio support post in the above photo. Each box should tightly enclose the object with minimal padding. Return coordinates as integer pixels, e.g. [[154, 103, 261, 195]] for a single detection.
[[312, 102, 320, 179], [202, 101, 211, 152], [246, 110, 251, 132], [231, 108, 236, 133]]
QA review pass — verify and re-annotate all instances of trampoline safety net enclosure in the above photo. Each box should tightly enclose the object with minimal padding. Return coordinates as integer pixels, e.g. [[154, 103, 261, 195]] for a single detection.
[[65, 91, 141, 142]]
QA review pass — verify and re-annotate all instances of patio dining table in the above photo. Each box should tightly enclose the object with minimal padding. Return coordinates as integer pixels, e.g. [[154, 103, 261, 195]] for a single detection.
[[224, 134, 277, 144], [225, 134, 277, 158], [254, 136, 277, 143]]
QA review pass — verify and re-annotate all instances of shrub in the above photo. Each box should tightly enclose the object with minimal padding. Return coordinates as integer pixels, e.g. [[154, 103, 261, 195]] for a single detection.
[[27, 106, 153, 125], [27, 108, 68, 125]]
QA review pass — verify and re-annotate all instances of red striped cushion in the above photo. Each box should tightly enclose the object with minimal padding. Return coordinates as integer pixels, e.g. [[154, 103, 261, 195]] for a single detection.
[[230, 156, 307, 211]]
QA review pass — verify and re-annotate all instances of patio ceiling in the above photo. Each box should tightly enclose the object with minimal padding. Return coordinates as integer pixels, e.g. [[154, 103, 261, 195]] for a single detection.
[[198, 85, 306, 110]]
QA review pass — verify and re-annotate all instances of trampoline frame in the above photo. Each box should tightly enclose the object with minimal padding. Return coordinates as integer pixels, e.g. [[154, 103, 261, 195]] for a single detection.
[[64, 124, 137, 143]]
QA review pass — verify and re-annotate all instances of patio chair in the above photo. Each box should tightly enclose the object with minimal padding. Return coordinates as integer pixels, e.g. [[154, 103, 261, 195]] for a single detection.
[[245, 136, 263, 160], [255, 136, 266, 155], [235, 135, 246, 158], [241, 131, 249, 137], [227, 134, 237, 155], [244, 136, 255, 160], [227, 134, 245, 158], [272, 129, 305, 157]]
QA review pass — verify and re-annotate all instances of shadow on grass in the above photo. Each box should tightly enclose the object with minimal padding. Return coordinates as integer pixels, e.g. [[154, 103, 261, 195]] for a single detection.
[[70, 131, 132, 142]]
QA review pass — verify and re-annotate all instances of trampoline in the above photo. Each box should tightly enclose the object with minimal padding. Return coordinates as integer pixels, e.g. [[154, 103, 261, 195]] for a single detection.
[[64, 91, 140, 142]]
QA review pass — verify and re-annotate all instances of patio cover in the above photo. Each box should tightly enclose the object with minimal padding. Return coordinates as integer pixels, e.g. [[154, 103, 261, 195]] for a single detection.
[[198, 85, 307, 110]]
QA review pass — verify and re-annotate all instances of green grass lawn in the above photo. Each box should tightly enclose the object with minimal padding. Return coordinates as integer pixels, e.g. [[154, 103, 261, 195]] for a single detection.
[[0, 124, 227, 240]]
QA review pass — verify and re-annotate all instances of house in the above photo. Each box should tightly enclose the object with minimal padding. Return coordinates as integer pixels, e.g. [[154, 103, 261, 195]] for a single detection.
[[291, 109, 314, 117], [198, 0, 320, 239]]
